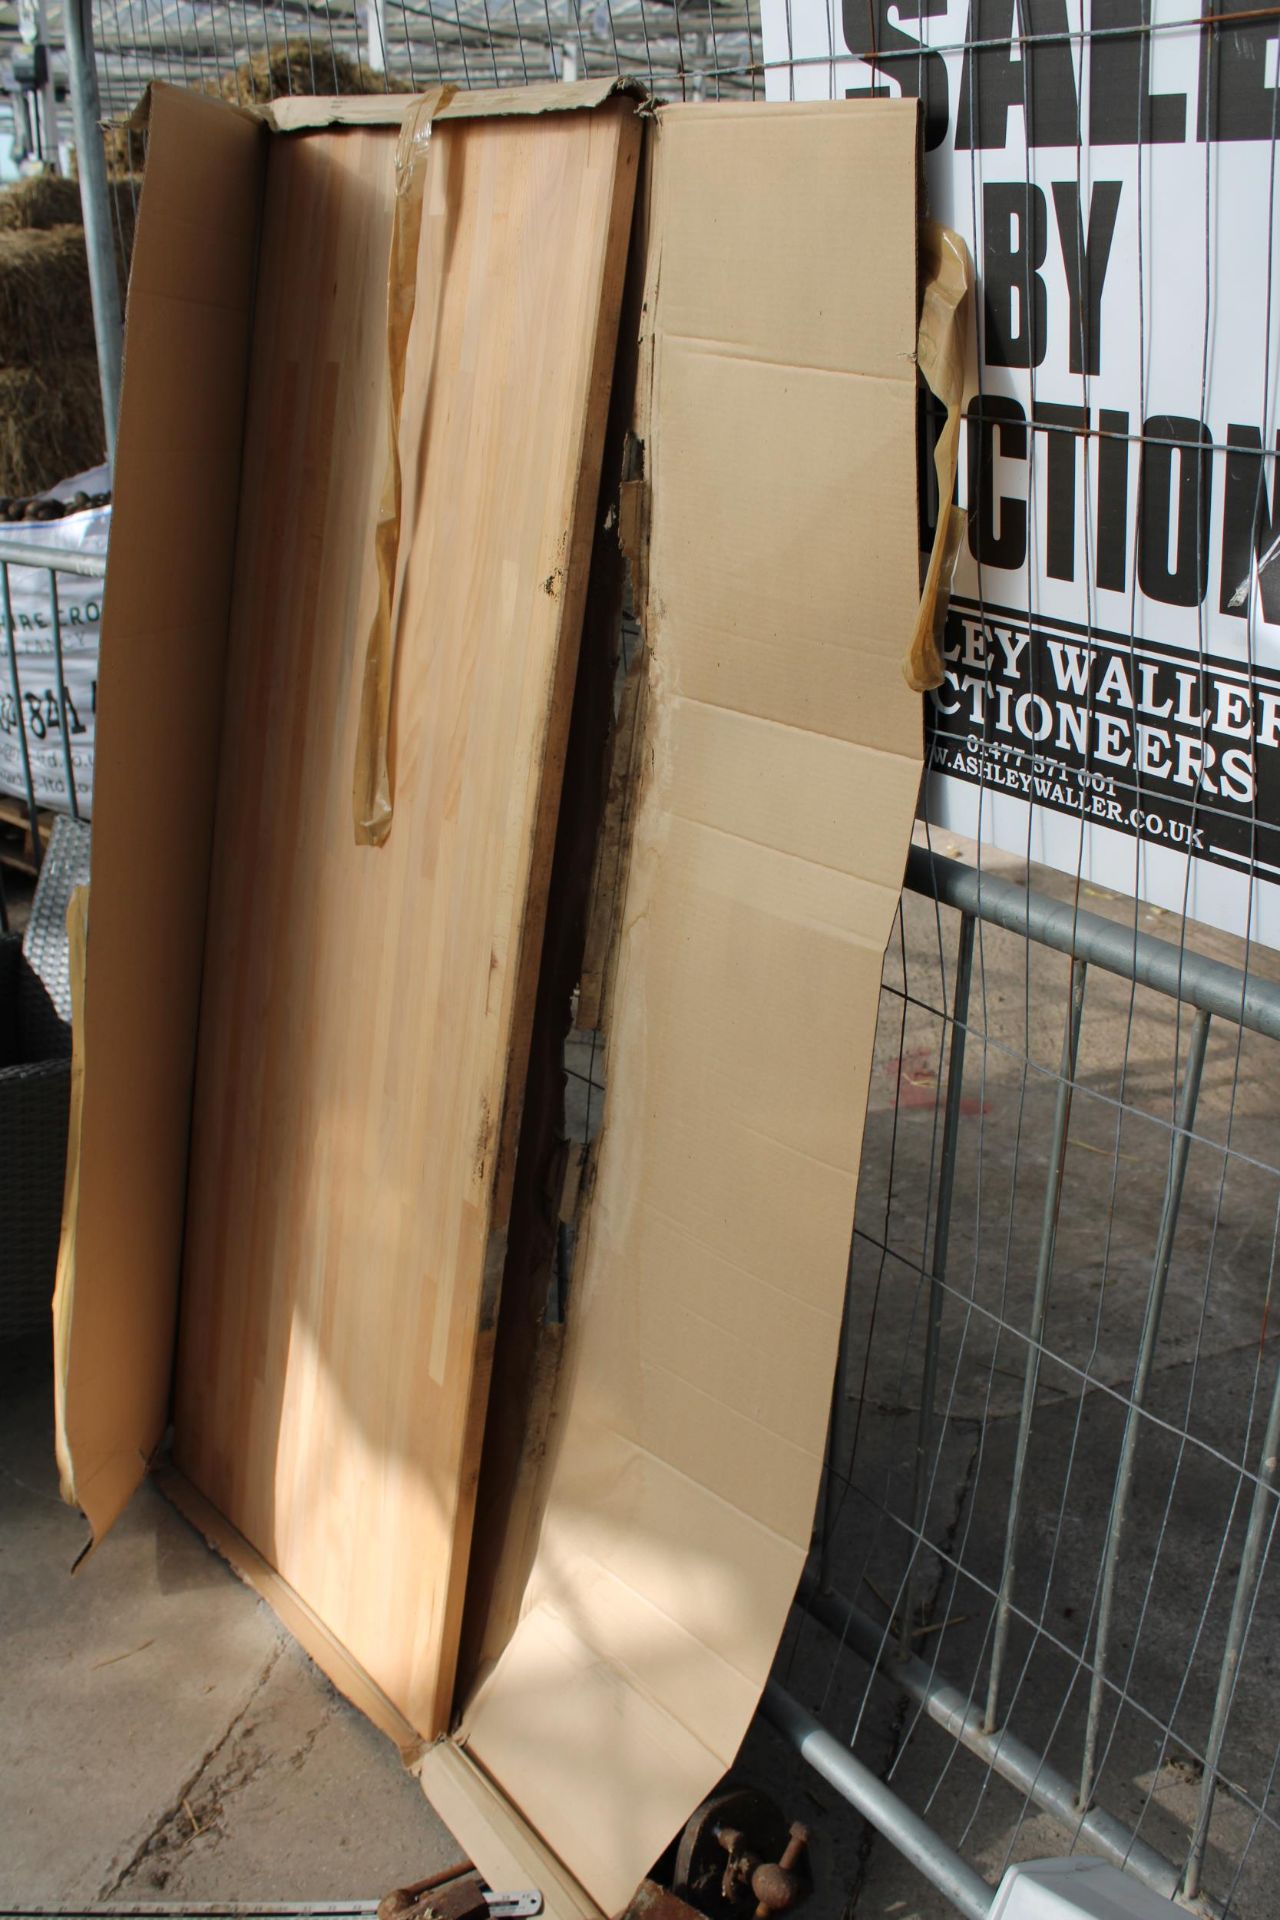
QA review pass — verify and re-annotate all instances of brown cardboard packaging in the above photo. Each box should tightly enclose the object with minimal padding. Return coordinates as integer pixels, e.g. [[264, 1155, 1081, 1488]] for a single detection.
[[53, 83, 927, 1918], [426, 98, 924, 1912]]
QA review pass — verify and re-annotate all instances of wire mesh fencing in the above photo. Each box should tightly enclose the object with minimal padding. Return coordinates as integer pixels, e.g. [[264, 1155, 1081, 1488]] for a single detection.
[[81, 0, 761, 110], [757, 834, 1280, 1917]]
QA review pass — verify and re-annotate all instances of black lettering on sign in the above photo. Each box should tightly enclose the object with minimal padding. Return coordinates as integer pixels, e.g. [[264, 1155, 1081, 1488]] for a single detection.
[[1220, 429, 1280, 624], [983, 182, 1048, 368], [1138, 415, 1213, 608], [1200, 0, 1280, 140], [929, 599, 1280, 874], [955, 0, 1079, 150], [843, 0, 1280, 150], [1051, 180, 1121, 377], [841, 0, 951, 150], [1096, 409, 1130, 592], [968, 395, 1028, 568], [1089, 0, 1187, 143], [1033, 402, 1089, 579], [963, 406, 1280, 618]]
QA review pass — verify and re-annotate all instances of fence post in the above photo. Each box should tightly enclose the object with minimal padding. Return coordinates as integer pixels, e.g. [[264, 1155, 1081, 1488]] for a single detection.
[[1079, 1007, 1213, 1808], [64, 0, 123, 470], [985, 956, 1088, 1732], [902, 909, 976, 1652]]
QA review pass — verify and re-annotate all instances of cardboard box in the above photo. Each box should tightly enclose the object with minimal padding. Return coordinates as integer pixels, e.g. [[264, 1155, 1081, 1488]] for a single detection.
[[54, 75, 643, 1744]]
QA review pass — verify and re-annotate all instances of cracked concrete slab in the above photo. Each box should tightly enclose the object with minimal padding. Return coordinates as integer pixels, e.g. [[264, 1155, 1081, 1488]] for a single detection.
[[105, 1638, 461, 1901], [0, 1341, 463, 1905]]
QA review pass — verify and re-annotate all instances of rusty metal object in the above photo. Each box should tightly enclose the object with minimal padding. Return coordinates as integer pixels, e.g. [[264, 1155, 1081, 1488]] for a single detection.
[[743, 1824, 809, 1920], [378, 1868, 542, 1920], [671, 1788, 811, 1920], [618, 1878, 710, 1920], [712, 1827, 758, 1908], [713, 1819, 808, 1920], [377, 1867, 485, 1920], [376, 1866, 545, 1920]]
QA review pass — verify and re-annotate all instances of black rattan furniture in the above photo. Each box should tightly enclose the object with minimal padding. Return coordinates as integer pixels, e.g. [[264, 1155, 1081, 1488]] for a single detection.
[[0, 931, 71, 1344]]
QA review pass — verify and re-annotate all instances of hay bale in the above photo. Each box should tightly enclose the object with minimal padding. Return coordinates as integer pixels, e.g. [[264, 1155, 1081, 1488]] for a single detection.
[[0, 356, 104, 498], [0, 226, 96, 366], [103, 122, 146, 181], [101, 38, 379, 176], [214, 38, 381, 105], [0, 174, 83, 232], [0, 173, 138, 263]]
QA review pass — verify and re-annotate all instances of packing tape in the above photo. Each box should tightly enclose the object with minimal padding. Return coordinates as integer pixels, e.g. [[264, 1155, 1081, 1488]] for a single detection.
[[904, 223, 972, 695], [52, 882, 89, 1525], [354, 86, 457, 847]]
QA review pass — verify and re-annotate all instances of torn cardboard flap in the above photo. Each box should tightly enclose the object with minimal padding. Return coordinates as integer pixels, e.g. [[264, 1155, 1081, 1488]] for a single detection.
[[127, 79, 260, 134], [353, 85, 455, 847], [353, 78, 650, 845], [904, 222, 972, 694], [127, 74, 647, 137], [453, 98, 924, 1913], [267, 75, 647, 133], [52, 81, 264, 1550]]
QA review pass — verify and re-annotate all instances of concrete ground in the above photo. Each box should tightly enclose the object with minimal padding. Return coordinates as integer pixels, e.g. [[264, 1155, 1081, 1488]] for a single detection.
[[2, 863, 456, 1908], [0, 1335, 465, 1905], [3, 876, 461, 1907]]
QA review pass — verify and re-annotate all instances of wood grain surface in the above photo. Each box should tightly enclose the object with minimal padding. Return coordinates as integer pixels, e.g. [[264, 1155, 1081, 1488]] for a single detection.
[[174, 103, 639, 1740]]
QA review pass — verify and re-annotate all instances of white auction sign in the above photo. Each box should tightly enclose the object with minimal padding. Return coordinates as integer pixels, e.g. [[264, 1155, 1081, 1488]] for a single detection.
[[0, 498, 108, 819], [761, 0, 1280, 946]]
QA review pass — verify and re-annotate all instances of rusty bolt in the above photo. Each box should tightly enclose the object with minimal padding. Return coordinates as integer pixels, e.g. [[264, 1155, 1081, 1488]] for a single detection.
[[780, 1824, 809, 1871], [750, 1824, 809, 1920]]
